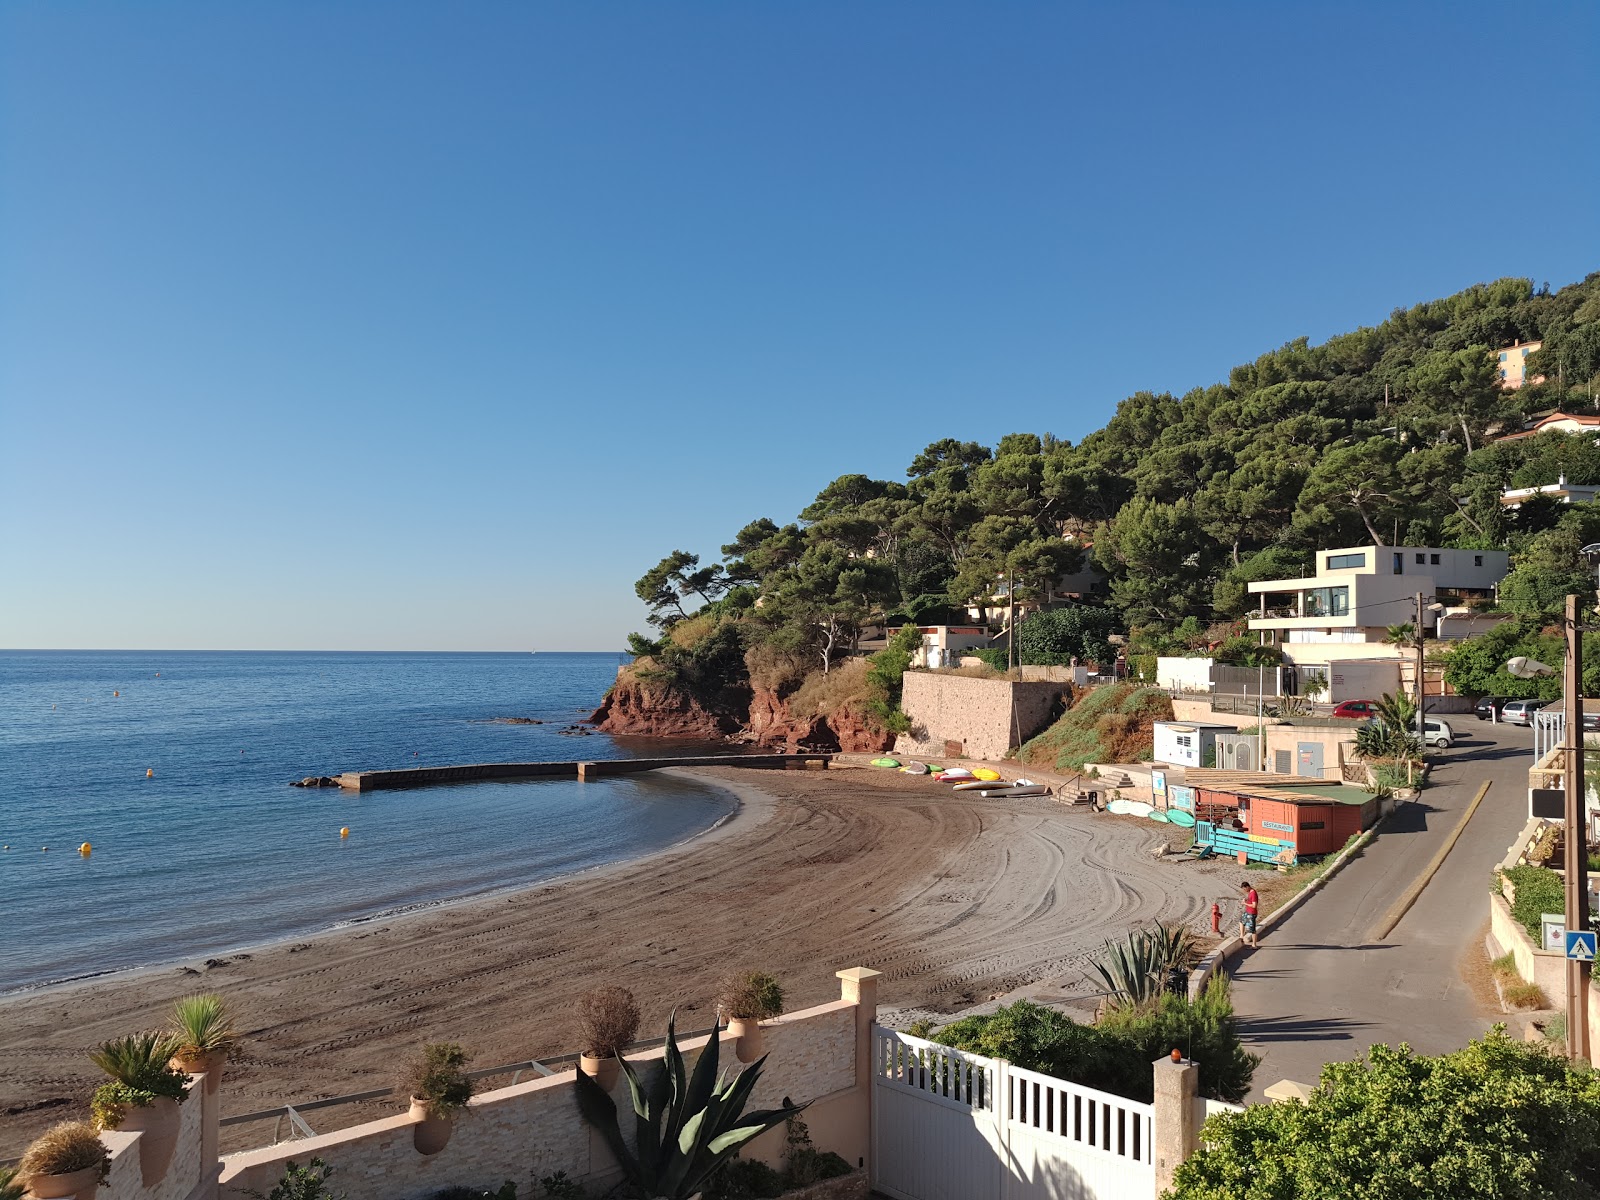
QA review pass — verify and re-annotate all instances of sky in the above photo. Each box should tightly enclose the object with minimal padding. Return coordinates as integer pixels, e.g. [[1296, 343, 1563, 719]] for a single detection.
[[2, 3, 1597, 652]]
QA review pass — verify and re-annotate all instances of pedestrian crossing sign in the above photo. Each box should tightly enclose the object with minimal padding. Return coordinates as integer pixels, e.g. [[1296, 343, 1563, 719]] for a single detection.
[[1565, 930, 1597, 961]]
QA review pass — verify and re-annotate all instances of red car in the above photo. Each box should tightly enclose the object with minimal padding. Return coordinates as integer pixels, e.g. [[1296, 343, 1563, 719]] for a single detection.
[[1331, 699, 1379, 720]]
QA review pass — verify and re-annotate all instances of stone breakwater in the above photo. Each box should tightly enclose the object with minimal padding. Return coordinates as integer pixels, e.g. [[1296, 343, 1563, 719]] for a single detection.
[[330, 752, 833, 791]]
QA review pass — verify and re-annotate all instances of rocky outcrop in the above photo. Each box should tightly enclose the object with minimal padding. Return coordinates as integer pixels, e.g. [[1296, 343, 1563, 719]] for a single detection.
[[589, 671, 895, 753], [745, 685, 895, 754], [589, 672, 749, 740]]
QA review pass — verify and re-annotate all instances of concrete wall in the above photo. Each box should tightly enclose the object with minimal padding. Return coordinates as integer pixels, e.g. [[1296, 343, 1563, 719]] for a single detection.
[[1487, 891, 1567, 1003], [220, 972, 879, 1200], [1325, 660, 1401, 704], [895, 673, 1067, 762], [1155, 657, 1214, 694], [1262, 725, 1356, 780]]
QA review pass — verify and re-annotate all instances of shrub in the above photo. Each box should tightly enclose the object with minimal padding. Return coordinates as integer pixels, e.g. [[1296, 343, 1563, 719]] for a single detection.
[[170, 993, 240, 1057], [1015, 605, 1119, 667], [1015, 683, 1173, 772], [704, 1158, 785, 1199], [538, 1173, 583, 1199], [719, 971, 784, 1020], [932, 978, 1257, 1104], [87, 1031, 191, 1126], [1505, 864, 1567, 938], [433, 1185, 517, 1200], [18, 1122, 110, 1184], [401, 1043, 474, 1118], [1169, 1031, 1600, 1199], [577, 986, 640, 1058], [782, 1112, 852, 1187], [0, 1167, 22, 1200], [244, 1159, 345, 1200]]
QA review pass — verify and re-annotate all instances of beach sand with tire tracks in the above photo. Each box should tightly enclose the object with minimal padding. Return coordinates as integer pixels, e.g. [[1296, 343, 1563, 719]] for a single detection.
[[0, 764, 1240, 1156]]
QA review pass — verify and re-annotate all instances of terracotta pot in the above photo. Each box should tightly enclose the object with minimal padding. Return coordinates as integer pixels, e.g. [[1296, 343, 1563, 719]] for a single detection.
[[408, 1098, 453, 1155], [170, 1049, 227, 1094], [23, 1165, 101, 1200], [117, 1096, 180, 1186], [727, 1017, 764, 1063], [579, 1052, 619, 1090]]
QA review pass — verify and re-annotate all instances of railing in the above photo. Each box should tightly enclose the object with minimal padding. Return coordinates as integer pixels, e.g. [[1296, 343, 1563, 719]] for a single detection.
[[221, 1026, 719, 1142], [1006, 1061, 1152, 1165]]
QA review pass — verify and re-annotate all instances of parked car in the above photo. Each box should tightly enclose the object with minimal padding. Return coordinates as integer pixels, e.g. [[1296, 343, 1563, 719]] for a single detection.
[[1474, 696, 1512, 721], [1331, 699, 1379, 720], [1499, 698, 1552, 726], [1422, 718, 1455, 748]]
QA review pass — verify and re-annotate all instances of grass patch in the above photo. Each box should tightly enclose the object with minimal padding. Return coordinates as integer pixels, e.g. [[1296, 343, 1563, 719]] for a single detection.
[[1015, 683, 1173, 773], [1502, 979, 1548, 1010], [787, 658, 871, 719]]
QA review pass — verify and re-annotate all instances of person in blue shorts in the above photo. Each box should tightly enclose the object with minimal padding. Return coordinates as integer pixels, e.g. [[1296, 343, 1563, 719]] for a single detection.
[[1239, 880, 1260, 947]]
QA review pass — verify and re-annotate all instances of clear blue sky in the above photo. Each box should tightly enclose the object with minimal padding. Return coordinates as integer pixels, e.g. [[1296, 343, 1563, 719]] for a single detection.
[[3, 3, 1596, 651]]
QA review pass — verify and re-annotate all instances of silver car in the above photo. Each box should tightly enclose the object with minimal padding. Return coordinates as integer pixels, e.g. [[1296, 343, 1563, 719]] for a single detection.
[[1499, 699, 1550, 726], [1422, 718, 1455, 748]]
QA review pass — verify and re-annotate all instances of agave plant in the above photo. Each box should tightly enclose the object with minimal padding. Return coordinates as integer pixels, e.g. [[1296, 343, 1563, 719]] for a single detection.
[[1091, 924, 1194, 1007], [575, 1013, 804, 1200], [0, 1165, 25, 1200]]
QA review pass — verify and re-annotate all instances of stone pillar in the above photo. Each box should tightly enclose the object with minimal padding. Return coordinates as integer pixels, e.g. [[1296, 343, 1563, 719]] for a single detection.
[[198, 1070, 221, 1200], [837, 967, 882, 1178], [1152, 1054, 1199, 1198], [577, 761, 595, 781]]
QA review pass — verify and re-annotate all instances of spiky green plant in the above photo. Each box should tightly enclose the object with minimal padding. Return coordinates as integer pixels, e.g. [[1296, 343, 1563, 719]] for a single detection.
[[0, 1166, 26, 1200], [575, 1013, 805, 1200], [170, 993, 240, 1057], [88, 1031, 190, 1118], [1091, 924, 1194, 1007]]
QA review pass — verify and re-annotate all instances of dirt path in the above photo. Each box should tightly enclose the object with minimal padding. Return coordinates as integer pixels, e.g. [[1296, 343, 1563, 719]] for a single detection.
[[0, 765, 1238, 1155]]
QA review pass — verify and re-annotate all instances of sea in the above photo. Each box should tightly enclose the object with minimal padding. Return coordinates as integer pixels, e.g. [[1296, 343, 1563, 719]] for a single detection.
[[0, 650, 739, 994]]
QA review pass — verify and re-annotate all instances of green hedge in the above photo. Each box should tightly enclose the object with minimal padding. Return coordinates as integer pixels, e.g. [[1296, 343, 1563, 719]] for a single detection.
[[1505, 864, 1566, 938]]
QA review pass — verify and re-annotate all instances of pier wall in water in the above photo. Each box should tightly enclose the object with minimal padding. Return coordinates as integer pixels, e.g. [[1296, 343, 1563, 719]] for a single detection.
[[334, 752, 832, 791]]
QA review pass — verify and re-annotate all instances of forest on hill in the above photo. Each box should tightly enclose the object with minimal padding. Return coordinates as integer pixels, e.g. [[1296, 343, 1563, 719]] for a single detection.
[[622, 272, 1600, 718]]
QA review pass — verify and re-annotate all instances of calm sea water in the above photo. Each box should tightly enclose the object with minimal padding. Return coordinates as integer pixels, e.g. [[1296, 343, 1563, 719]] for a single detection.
[[0, 651, 736, 992]]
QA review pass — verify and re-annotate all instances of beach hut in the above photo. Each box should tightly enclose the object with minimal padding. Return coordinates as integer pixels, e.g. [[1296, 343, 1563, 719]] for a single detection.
[[1184, 769, 1380, 864]]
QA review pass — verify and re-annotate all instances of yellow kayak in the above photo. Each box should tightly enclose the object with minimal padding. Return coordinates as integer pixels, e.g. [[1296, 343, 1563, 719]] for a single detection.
[[972, 768, 1002, 782]]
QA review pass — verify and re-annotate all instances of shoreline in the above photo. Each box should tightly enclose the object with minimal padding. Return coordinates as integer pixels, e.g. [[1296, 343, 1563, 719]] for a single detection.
[[0, 768, 759, 1002], [0, 765, 1238, 1158]]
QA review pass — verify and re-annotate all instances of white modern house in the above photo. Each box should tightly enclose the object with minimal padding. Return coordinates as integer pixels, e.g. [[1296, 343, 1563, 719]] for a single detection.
[[1247, 545, 1511, 684], [1500, 475, 1600, 509]]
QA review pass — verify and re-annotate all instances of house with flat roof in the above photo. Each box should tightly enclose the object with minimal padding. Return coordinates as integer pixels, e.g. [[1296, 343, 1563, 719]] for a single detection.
[[1246, 545, 1510, 673], [1500, 475, 1600, 509]]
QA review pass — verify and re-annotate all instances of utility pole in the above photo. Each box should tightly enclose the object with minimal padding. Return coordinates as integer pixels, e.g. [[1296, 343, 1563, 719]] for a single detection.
[[1565, 593, 1592, 1063], [1415, 592, 1427, 771], [1006, 571, 1016, 672]]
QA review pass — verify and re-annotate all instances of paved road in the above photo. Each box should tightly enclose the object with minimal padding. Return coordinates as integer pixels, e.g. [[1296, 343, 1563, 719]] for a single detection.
[[1230, 718, 1537, 1097]]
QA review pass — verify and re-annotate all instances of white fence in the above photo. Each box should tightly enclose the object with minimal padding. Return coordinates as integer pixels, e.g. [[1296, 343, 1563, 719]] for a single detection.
[[870, 1026, 1156, 1200]]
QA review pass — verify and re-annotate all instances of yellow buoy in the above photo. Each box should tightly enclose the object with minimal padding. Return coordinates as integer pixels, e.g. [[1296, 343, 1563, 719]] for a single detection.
[[80, 842, 91, 856], [146, 768, 154, 778], [340, 827, 350, 838]]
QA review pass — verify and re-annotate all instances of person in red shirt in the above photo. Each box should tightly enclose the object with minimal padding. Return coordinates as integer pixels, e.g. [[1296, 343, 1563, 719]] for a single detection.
[[1239, 880, 1260, 947]]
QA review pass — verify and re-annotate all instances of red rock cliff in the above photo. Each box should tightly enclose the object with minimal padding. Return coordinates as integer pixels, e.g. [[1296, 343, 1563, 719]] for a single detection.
[[589, 672, 749, 740]]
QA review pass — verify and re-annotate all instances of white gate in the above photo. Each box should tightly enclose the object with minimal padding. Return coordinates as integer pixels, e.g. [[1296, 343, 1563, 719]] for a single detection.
[[871, 1026, 1157, 1200]]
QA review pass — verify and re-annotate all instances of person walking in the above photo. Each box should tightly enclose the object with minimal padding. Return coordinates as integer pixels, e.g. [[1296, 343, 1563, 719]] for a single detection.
[[1238, 880, 1260, 947]]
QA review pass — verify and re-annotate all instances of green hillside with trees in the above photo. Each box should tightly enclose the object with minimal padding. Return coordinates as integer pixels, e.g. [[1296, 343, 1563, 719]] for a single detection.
[[626, 273, 1600, 713]]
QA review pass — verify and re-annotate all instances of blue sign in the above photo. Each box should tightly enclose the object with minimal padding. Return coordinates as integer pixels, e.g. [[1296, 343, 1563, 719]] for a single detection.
[[1566, 930, 1597, 961]]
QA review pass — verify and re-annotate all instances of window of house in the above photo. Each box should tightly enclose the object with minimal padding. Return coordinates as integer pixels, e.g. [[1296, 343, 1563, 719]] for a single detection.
[[1523, 348, 1531, 357], [1393, 553, 1403, 575], [1474, 555, 1484, 567], [1327, 552, 1365, 569], [1501, 369, 1509, 379], [1430, 553, 1440, 565], [1499, 352, 1508, 361], [1415, 553, 1425, 564], [1300, 821, 1326, 830], [1302, 587, 1349, 617]]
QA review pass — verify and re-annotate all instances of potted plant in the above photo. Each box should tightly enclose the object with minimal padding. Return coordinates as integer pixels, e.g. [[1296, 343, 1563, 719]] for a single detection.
[[400, 1042, 473, 1155], [716, 971, 783, 1063], [576, 985, 640, 1090], [87, 1032, 190, 1187], [168, 993, 241, 1093], [17, 1122, 110, 1200]]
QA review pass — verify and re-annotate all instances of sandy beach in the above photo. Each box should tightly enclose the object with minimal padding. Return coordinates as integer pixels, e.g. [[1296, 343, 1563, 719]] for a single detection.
[[0, 765, 1240, 1156]]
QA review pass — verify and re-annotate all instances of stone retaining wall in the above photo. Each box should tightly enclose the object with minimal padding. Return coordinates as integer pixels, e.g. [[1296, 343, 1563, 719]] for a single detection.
[[895, 673, 1067, 762]]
